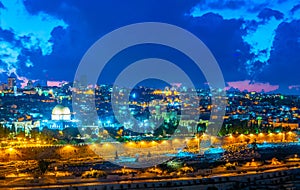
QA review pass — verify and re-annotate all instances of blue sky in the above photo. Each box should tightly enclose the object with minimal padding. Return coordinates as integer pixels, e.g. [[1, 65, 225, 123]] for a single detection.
[[0, 0, 300, 94]]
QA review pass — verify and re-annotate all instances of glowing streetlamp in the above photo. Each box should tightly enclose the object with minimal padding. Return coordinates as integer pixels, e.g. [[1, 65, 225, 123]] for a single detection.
[[229, 134, 234, 144]]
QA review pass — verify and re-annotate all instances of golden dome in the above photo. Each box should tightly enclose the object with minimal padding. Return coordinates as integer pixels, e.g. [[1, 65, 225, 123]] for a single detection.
[[52, 105, 71, 121], [52, 105, 64, 115], [62, 107, 71, 115]]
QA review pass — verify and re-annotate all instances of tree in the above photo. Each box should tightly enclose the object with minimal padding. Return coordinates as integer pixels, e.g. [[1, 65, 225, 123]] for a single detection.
[[62, 127, 80, 140], [16, 131, 25, 138], [0, 124, 10, 138], [41, 127, 55, 140], [84, 127, 93, 137], [197, 123, 207, 133], [94, 137, 102, 143], [56, 139, 67, 145], [38, 159, 51, 176], [30, 128, 40, 139]]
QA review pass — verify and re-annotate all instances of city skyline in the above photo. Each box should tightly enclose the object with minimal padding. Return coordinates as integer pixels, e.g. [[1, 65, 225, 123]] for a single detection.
[[0, 0, 300, 94], [2, 1, 300, 189]]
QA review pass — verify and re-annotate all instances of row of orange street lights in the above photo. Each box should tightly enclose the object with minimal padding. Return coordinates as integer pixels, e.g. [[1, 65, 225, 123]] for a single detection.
[[125, 140, 175, 147], [226, 131, 297, 144], [0, 137, 50, 148], [0, 132, 298, 153]]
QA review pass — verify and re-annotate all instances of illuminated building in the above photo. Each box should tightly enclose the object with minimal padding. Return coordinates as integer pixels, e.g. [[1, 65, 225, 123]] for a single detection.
[[51, 105, 71, 121], [26, 80, 34, 89], [8, 75, 16, 89], [39, 105, 77, 130]]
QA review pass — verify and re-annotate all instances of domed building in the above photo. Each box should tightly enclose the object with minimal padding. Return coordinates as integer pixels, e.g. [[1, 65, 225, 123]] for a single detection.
[[51, 105, 71, 121], [39, 104, 78, 131]]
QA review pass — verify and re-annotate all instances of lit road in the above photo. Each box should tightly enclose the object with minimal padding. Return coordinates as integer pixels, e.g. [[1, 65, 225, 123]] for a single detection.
[[1, 163, 299, 190]]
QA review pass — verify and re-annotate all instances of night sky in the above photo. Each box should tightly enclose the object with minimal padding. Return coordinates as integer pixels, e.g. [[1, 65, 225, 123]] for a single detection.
[[0, 0, 300, 94]]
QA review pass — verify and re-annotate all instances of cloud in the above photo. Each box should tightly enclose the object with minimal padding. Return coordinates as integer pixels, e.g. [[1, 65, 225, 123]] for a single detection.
[[257, 19, 300, 91], [0, 0, 67, 86], [226, 80, 279, 93], [190, 0, 300, 79], [47, 80, 67, 87], [184, 13, 251, 82], [291, 4, 300, 14], [258, 8, 284, 21], [0, 1, 4, 9], [289, 85, 300, 90], [1, 0, 67, 55], [0, 0, 298, 94], [20, 0, 200, 83]]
